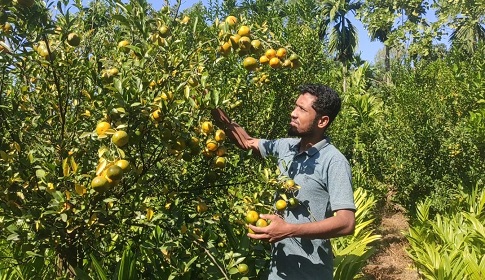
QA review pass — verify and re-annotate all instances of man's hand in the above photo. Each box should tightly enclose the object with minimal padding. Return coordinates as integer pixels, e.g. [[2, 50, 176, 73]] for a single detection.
[[211, 108, 232, 128], [247, 214, 293, 243]]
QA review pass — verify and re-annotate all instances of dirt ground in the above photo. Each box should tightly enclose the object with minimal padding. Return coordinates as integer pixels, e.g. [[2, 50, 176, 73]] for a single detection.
[[361, 203, 420, 280]]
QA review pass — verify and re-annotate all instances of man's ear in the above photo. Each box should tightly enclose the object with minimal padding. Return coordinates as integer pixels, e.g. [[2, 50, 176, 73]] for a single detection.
[[317, 115, 330, 129]]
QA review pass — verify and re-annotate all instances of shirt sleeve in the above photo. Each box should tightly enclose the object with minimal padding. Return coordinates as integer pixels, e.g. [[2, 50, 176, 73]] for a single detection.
[[327, 157, 356, 211], [258, 138, 277, 158]]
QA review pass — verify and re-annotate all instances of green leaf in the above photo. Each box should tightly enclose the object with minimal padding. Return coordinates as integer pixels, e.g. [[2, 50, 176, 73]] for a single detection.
[[90, 254, 108, 280]]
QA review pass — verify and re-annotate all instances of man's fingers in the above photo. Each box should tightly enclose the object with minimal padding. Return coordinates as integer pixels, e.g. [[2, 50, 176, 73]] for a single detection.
[[211, 108, 231, 124]]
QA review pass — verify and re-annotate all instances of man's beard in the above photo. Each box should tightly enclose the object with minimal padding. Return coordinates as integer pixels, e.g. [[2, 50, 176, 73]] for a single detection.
[[287, 117, 319, 137]]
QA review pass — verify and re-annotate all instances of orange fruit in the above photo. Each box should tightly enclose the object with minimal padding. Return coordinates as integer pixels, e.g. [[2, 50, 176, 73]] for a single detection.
[[289, 53, 299, 61], [219, 42, 232, 56], [206, 139, 219, 152], [259, 55, 269, 64], [242, 57, 258, 71], [238, 36, 251, 50], [237, 25, 250, 37], [265, 49, 277, 59], [96, 121, 111, 135], [275, 199, 287, 211], [214, 129, 226, 142], [229, 34, 241, 48], [250, 39, 262, 52], [67, 33, 81, 47], [276, 47, 287, 58], [201, 121, 213, 134], [159, 25, 171, 38], [237, 264, 249, 275], [115, 159, 130, 172], [214, 156, 226, 168], [256, 218, 268, 227], [245, 210, 259, 224], [91, 176, 109, 192], [196, 202, 208, 213], [152, 109, 162, 121], [269, 57, 281, 69], [284, 179, 295, 188], [215, 146, 227, 157], [106, 165, 123, 181], [112, 131, 129, 147], [225, 15, 238, 27], [282, 59, 292, 68]]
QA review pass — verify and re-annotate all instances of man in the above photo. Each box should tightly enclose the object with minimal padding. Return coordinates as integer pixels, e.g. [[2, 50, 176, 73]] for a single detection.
[[212, 84, 356, 279]]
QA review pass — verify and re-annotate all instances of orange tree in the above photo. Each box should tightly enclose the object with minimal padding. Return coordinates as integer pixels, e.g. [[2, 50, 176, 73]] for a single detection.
[[0, 0, 306, 278]]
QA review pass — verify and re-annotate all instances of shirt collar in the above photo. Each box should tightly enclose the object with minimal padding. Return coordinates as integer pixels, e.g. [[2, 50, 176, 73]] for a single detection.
[[291, 137, 331, 156]]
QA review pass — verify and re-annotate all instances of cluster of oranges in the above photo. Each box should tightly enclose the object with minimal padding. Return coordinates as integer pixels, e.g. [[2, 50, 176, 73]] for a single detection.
[[199, 121, 228, 169], [90, 121, 131, 193], [245, 209, 268, 233], [274, 178, 300, 212], [217, 15, 301, 72]]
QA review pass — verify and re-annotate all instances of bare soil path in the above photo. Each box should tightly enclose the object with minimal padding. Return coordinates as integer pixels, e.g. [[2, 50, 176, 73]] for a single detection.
[[361, 204, 420, 280]]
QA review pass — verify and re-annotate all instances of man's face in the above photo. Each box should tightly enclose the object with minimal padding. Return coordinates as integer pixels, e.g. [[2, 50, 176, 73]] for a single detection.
[[288, 93, 320, 137]]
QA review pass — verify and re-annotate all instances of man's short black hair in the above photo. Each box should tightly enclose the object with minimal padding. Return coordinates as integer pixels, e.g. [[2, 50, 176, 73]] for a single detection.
[[298, 84, 341, 125]]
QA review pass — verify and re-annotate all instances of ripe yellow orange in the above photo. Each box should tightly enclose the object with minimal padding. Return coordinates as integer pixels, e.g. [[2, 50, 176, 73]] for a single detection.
[[238, 36, 251, 50], [106, 165, 123, 181], [243, 57, 258, 71], [237, 264, 249, 275], [219, 42, 232, 56], [196, 202, 208, 213], [265, 48, 277, 59], [229, 34, 241, 49], [276, 47, 287, 58], [284, 179, 295, 189], [237, 25, 251, 37], [152, 109, 162, 121], [67, 33, 81, 47], [115, 159, 130, 172], [225, 15, 238, 27], [269, 57, 281, 69], [201, 121, 214, 134], [259, 55, 269, 64], [214, 129, 226, 142], [206, 139, 219, 152], [159, 25, 171, 38], [112, 131, 129, 147], [245, 210, 259, 224], [275, 199, 287, 211], [91, 176, 109, 192], [96, 121, 111, 136], [250, 39, 262, 52], [256, 218, 268, 227], [214, 156, 226, 168]]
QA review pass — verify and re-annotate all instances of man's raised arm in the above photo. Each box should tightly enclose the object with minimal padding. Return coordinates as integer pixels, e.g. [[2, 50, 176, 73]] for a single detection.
[[211, 108, 260, 152]]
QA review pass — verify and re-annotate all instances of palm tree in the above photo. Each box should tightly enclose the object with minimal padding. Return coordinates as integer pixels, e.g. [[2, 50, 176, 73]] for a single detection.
[[318, 0, 362, 92], [436, 0, 485, 54]]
